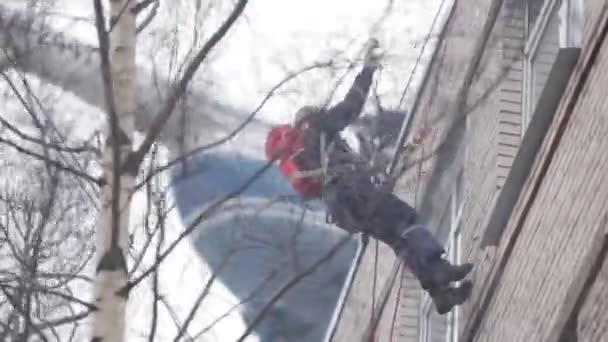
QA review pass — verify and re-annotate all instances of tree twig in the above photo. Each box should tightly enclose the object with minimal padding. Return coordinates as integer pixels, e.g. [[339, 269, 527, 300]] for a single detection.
[[130, 0, 249, 167], [122, 156, 278, 293], [0, 135, 103, 186], [236, 235, 352, 342], [136, 60, 333, 188], [136, 0, 159, 34]]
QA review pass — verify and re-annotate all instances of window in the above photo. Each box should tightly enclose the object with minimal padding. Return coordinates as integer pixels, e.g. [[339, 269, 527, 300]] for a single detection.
[[484, 0, 583, 246], [445, 177, 463, 342], [522, 0, 584, 131], [419, 175, 464, 342], [420, 293, 448, 342]]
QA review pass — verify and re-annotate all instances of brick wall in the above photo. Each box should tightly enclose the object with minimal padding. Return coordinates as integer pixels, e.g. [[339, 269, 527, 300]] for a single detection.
[[331, 241, 399, 341], [393, 0, 506, 339], [332, 0, 499, 339], [393, 0, 503, 339], [332, 1, 608, 341], [462, 1, 608, 341], [386, 0, 608, 341], [456, 0, 529, 326], [469, 40, 608, 341], [577, 250, 608, 341], [398, 0, 607, 340], [411, 0, 502, 240], [466, 2, 608, 338], [393, 1, 514, 336]]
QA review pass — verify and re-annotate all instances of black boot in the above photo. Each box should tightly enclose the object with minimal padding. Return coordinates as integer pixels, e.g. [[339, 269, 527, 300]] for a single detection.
[[423, 258, 473, 290], [430, 280, 473, 315]]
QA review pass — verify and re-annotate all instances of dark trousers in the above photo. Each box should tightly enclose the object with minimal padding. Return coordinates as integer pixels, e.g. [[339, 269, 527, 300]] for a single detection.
[[322, 172, 444, 287]]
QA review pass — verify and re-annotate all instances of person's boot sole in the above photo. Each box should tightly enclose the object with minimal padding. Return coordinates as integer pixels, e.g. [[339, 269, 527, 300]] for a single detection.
[[457, 280, 473, 303], [427, 262, 474, 290], [436, 280, 473, 315], [450, 263, 474, 282]]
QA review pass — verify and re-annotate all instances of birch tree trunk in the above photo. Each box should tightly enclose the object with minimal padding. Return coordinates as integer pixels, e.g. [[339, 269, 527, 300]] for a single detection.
[[92, 0, 137, 340]]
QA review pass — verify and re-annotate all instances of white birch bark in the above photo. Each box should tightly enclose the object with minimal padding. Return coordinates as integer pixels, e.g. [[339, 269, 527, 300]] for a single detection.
[[0, 3, 228, 155], [92, 0, 136, 340]]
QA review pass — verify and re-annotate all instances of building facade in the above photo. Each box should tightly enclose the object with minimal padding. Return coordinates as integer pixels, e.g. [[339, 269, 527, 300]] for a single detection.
[[332, 0, 608, 341]]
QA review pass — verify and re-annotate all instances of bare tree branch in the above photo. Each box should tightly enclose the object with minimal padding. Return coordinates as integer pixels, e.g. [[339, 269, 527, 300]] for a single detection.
[[191, 269, 279, 339], [0, 135, 103, 186], [133, 0, 158, 14], [136, 60, 333, 188], [0, 113, 96, 155], [147, 186, 164, 342], [419, 0, 506, 216], [93, 0, 118, 125], [173, 250, 234, 341], [0, 284, 49, 342], [35, 310, 93, 330], [136, 0, 159, 34], [122, 155, 278, 293], [236, 235, 352, 342], [130, 0, 249, 166]]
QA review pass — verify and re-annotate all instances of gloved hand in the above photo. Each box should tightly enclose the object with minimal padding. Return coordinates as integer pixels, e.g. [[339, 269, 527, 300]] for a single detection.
[[363, 38, 382, 69]]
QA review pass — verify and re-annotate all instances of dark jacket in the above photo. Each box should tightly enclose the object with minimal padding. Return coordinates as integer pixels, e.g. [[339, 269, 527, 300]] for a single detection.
[[292, 66, 420, 241], [293, 66, 377, 172], [266, 64, 419, 243]]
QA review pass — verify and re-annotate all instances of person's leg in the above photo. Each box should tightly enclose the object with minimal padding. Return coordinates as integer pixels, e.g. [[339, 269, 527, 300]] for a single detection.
[[322, 175, 366, 234], [366, 189, 473, 288], [391, 225, 473, 314], [429, 281, 473, 315], [396, 225, 473, 290], [370, 192, 473, 314], [323, 173, 473, 313]]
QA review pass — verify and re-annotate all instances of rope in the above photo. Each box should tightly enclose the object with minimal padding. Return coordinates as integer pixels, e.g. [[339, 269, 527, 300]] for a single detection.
[[388, 263, 405, 342], [359, 0, 452, 338], [396, 0, 448, 109], [320, 38, 386, 333], [322, 2, 449, 332], [370, 239, 379, 329], [387, 0, 451, 175], [360, 259, 401, 342], [322, 233, 369, 342]]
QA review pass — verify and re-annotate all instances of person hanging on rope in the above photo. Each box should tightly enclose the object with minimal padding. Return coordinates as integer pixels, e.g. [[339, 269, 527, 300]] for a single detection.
[[264, 39, 473, 314]]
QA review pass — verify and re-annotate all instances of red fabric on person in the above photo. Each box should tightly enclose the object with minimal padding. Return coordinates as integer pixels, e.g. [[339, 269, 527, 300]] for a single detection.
[[279, 158, 322, 199], [265, 125, 301, 159], [265, 125, 322, 199]]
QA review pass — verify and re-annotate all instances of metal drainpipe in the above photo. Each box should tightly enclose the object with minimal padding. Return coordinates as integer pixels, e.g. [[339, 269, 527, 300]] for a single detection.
[[322, 46, 420, 342], [321, 31, 439, 342], [322, 233, 369, 342], [386, 110, 415, 175], [322, 2, 456, 339]]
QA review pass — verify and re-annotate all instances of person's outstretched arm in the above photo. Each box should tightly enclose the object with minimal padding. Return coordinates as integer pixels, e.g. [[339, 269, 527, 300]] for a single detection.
[[323, 39, 381, 135]]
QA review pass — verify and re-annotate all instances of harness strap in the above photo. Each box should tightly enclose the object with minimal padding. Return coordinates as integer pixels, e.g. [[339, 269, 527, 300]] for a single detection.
[[320, 132, 329, 176], [320, 132, 335, 224], [289, 164, 358, 181], [400, 224, 425, 239]]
